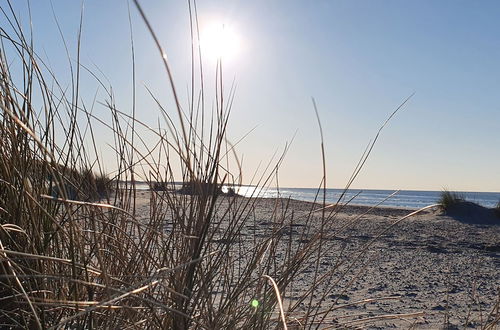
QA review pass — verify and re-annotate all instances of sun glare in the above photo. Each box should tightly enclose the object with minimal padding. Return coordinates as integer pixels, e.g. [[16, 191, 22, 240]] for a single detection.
[[200, 23, 240, 61]]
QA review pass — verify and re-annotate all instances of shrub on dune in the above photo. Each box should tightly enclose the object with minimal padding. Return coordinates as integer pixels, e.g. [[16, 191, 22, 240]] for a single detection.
[[438, 190, 499, 225], [438, 190, 465, 213]]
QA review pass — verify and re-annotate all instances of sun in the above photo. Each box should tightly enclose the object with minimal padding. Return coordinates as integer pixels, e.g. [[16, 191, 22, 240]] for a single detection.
[[200, 22, 240, 61]]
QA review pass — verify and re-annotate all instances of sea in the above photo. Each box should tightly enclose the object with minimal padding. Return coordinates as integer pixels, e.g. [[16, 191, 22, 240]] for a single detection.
[[232, 187, 500, 209], [131, 182, 500, 209]]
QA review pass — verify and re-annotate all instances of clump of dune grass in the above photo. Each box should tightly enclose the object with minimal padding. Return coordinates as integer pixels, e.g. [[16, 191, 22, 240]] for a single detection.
[[0, 1, 438, 329], [77, 168, 115, 200], [92, 172, 115, 199], [151, 181, 169, 191], [438, 190, 465, 213]]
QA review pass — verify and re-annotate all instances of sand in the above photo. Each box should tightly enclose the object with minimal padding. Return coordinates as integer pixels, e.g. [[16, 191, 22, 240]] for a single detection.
[[316, 203, 499, 329], [133, 191, 500, 329]]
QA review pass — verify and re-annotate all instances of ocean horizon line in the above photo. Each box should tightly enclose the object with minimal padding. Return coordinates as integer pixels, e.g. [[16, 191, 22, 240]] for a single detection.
[[120, 180, 500, 194]]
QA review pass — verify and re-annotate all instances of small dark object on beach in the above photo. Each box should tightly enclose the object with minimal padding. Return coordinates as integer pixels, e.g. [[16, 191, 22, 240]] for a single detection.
[[152, 182, 169, 191], [177, 181, 222, 196], [226, 187, 238, 197]]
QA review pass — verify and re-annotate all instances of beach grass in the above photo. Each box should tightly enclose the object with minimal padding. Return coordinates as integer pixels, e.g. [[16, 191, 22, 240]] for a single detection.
[[438, 190, 466, 212], [2, 1, 496, 329]]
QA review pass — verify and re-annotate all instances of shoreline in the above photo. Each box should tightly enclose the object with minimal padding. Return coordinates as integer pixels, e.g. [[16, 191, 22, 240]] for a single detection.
[[123, 185, 500, 209]]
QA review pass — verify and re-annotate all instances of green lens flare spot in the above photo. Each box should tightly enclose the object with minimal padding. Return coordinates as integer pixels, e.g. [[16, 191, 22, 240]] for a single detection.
[[251, 299, 259, 308]]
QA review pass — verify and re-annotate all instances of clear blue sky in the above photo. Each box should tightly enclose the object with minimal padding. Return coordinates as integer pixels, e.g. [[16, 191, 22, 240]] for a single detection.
[[6, 0, 500, 192]]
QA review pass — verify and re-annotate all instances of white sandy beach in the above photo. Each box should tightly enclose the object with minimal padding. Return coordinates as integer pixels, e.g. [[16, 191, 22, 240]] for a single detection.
[[129, 191, 500, 329]]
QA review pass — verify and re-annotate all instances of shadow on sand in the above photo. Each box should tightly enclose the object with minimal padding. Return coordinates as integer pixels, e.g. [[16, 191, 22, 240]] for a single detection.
[[443, 201, 500, 225]]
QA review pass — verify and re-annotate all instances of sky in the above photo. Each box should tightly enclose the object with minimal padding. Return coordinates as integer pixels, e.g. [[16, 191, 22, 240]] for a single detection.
[[4, 0, 500, 192]]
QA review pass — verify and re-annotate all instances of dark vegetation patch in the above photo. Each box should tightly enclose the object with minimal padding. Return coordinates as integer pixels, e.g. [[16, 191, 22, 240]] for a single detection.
[[438, 191, 499, 225]]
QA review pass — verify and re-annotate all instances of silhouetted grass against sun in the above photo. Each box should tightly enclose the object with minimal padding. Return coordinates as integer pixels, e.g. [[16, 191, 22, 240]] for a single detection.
[[0, 1, 499, 329]]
